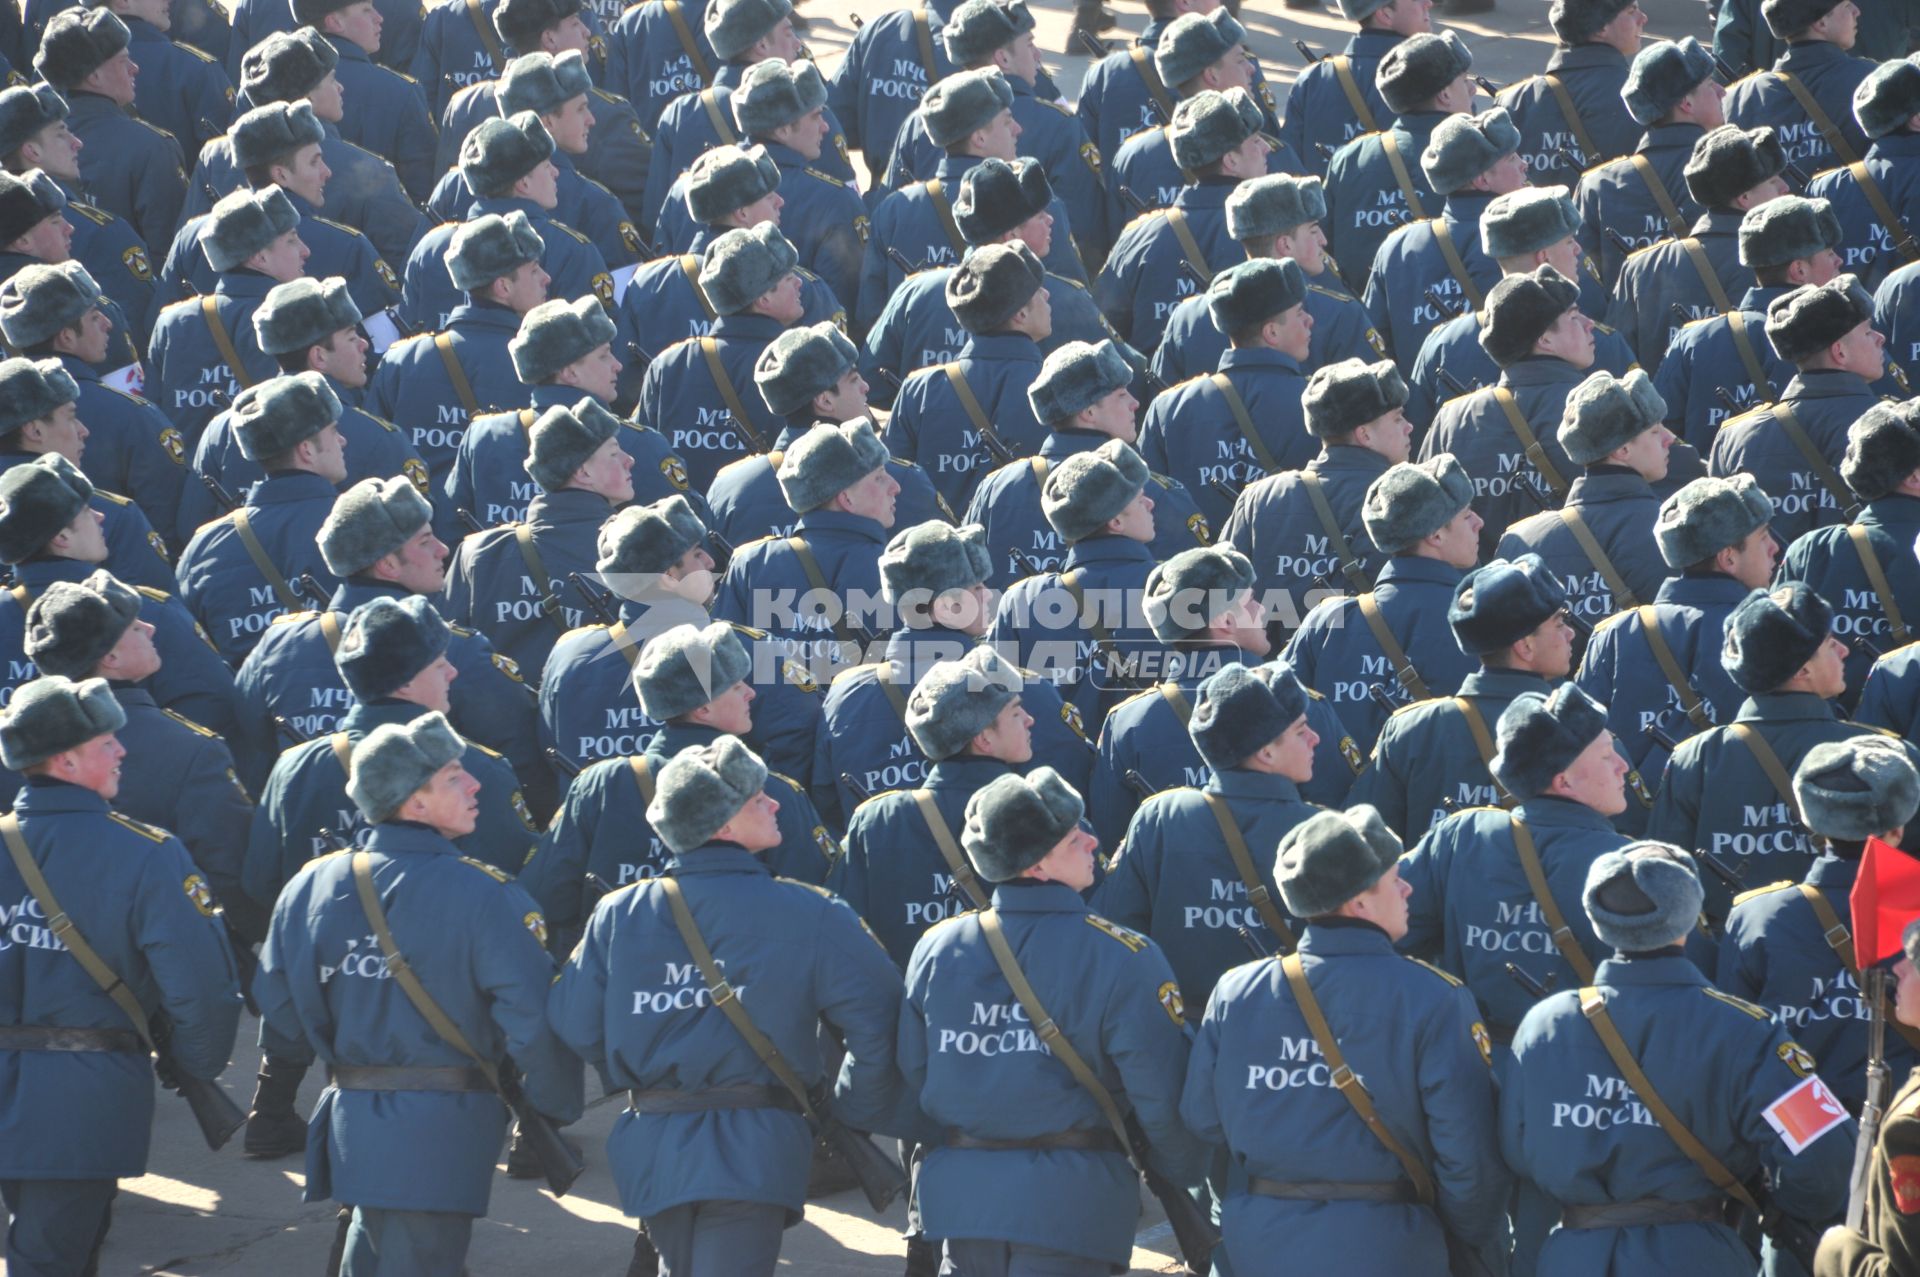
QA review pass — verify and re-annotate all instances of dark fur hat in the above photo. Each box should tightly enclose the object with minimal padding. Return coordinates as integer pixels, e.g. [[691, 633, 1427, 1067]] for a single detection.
[[1558, 368, 1666, 465], [685, 143, 781, 224], [0, 261, 99, 352], [319, 476, 433, 576], [1843, 398, 1920, 502], [1275, 804, 1401, 917], [1760, 0, 1844, 40], [493, 0, 583, 53], [921, 66, 1014, 148], [231, 371, 339, 460], [879, 520, 992, 603], [1684, 124, 1787, 210], [200, 185, 299, 273], [1189, 659, 1309, 770], [776, 417, 888, 511], [525, 397, 621, 491], [447, 209, 545, 289], [961, 765, 1084, 881], [1376, 29, 1472, 115], [1362, 453, 1473, 554], [1653, 473, 1773, 568], [1623, 37, 1717, 126], [0, 169, 62, 247], [906, 644, 1023, 760], [34, 8, 128, 92], [943, 0, 1036, 66], [1449, 553, 1569, 655], [1855, 54, 1920, 140], [1144, 545, 1255, 643], [231, 100, 326, 170], [347, 712, 465, 823], [1796, 735, 1920, 841], [703, 0, 792, 61], [0, 355, 79, 435], [698, 223, 798, 315], [23, 570, 139, 679], [1550, 0, 1636, 44], [1765, 272, 1874, 364], [1028, 338, 1132, 424], [1154, 8, 1245, 88], [0, 84, 69, 159], [253, 275, 362, 356], [1168, 85, 1262, 170], [946, 240, 1044, 332], [335, 594, 451, 702], [460, 111, 556, 199], [754, 320, 857, 417], [633, 621, 752, 720], [597, 494, 709, 578], [1479, 264, 1581, 366], [954, 156, 1051, 244], [0, 674, 124, 770], [1584, 843, 1704, 949], [1305, 357, 1408, 440], [498, 50, 594, 116], [1042, 437, 1148, 542], [510, 295, 616, 384], [732, 57, 828, 137], [0, 453, 91, 564], [1491, 683, 1609, 799], [1738, 194, 1843, 269], [238, 27, 339, 104], [1721, 581, 1835, 693], [1421, 106, 1521, 195], [1207, 256, 1306, 335]]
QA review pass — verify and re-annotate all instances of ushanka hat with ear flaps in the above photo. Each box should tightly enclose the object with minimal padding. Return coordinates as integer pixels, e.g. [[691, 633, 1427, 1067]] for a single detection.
[[0, 674, 124, 770], [1154, 8, 1245, 88], [647, 734, 769, 854], [1684, 124, 1787, 210], [1376, 30, 1471, 115], [333, 594, 450, 703], [1361, 454, 1473, 555], [34, 9, 127, 92], [447, 211, 544, 290], [1168, 86, 1262, 171], [509, 296, 616, 385], [1420, 107, 1521, 196], [776, 418, 888, 512], [253, 275, 362, 357], [232, 372, 339, 461], [1143, 545, 1254, 643], [1584, 843, 1704, 949], [699, 223, 798, 316], [1275, 805, 1402, 918], [1479, 265, 1581, 366], [921, 67, 1014, 148], [1558, 369, 1666, 465], [0, 356, 78, 435], [239, 28, 338, 105], [906, 645, 1023, 761], [1028, 339, 1132, 425], [1738, 195, 1843, 270], [879, 520, 991, 603], [1766, 274, 1874, 364], [1305, 358, 1407, 440], [1189, 660, 1309, 771], [961, 766, 1084, 881], [1226, 174, 1325, 243], [685, 144, 781, 225], [1721, 582, 1834, 693], [1844, 398, 1920, 502], [525, 398, 621, 491], [1449, 555, 1568, 655], [0, 262, 99, 353], [347, 712, 465, 823], [755, 321, 858, 417], [460, 112, 556, 199], [1624, 37, 1717, 125], [1042, 438, 1148, 542], [200, 187, 299, 273], [943, 0, 1035, 66], [230, 101, 325, 170], [1550, 0, 1637, 44], [1491, 683, 1609, 800], [1855, 54, 1920, 141], [0, 453, 92, 564], [1206, 257, 1306, 335], [632, 621, 751, 721], [320, 477, 432, 577], [954, 157, 1051, 244], [1761, 0, 1845, 39], [1481, 185, 1581, 260], [23, 571, 139, 680], [1653, 473, 1773, 568], [704, 0, 791, 61], [0, 84, 68, 160], [1794, 735, 1920, 842], [946, 241, 1045, 333], [731, 57, 827, 137], [598, 494, 708, 577], [493, 0, 584, 54], [498, 50, 594, 116], [0, 170, 60, 247]]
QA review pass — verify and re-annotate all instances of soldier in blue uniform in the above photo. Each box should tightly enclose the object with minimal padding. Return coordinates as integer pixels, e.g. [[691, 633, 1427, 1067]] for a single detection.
[[1322, 30, 1475, 294], [1182, 802, 1509, 1277], [1803, 53, 1920, 289], [298, 0, 438, 203], [28, 0, 231, 70], [1284, 454, 1482, 756], [411, 0, 588, 119], [1140, 257, 1312, 531], [1725, 0, 1875, 173], [104, 0, 234, 153], [1577, 35, 1722, 289], [899, 765, 1203, 1274], [823, 0, 953, 175], [0, 675, 240, 1277], [548, 736, 904, 1276], [175, 373, 346, 665], [600, 0, 718, 135], [1497, 0, 1645, 190], [255, 710, 578, 1271], [148, 186, 309, 446], [1716, 0, 1917, 77], [1501, 843, 1852, 1277], [228, 0, 419, 81], [1856, 639, 1920, 742], [1709, 273, 1886, 546], [1607, 122, 1790, 375], [34, 8, 189, 248], [1279, 0, 1426, 178]]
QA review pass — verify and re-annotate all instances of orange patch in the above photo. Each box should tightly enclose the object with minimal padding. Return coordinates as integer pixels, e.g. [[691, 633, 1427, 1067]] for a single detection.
[[1891, 1155, 1920, 1214]]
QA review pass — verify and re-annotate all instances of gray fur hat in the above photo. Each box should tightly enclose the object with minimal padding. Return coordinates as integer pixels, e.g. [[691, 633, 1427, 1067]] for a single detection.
[[1029, 338, 1131, 424], [943, 0, 1035, 66], [1449, 554, 1569, 655], [200, 186, 299, 273], [1190, 659, 1309, 770], [347, 711, 465, 823], [1845, 398, 1920, 501], [704, 0, 792, 61], [776, 417, 887, 511], [1739, 194, 1843, 269], [1766, 273, 1874, 364], [1144, 545, 1255, 643], [1275, 804, 1401, 918], [646, 734, 769, 853], [1479, 264, 1581, 366], [906, 644, 1022, 760], [232, 371, 338, 460], [1376, 29, 1472, 115], [1855, 55, 1920, 140], [253, 275, 361, 356], [239, 28, 339, 104], [597, 494, 708, 577], [0, 674, 124, 770], [526, 397, 621, 491], [961, 765, 1083, 881], [447, 210, 545, 290], [0, 170, 59, 248], [947, 240, 1044, 332], [1155, 8, 1245, 88], [34, 9, 128, 91], [732, 57, 827, 137], [755, 320, 857, 416], [1551, 0, 1636, 44], [954, 156, 1052, 244], [498, 50, 593, 117], [1363, 453, 1473, 555], [879, 520, 992, 602], [0, 356, 78, 435], [1761, 0, 1844, 39], [493, 0, 584, 53], [1168, 85, 1262, 171], [1685, 124, 1787, 210], [0, 453, 92, 563], [1482, 184, 1582, 260], [1722, 582, 1834, 693], [633, 621, 751, 720], [293, 0, 360, 27], [1624, 37, 1718, 125], [24, 571, 139, 679], [1207, 256, 1306, 335], [0, 84, 68, 159], [335, 594, 451, 702], [1796, 735, 1920, 841], [1559, 368, 1666, 465], [231, 100, 325, 170], [510, 295, 616, 384], [1226, 173, 1327, 243], [921, 66, 1014, 148], [686, 144, 781, 224], [1585, 844, 1704, 949], [1421, 107, 1521, 195], [1305, 357, 1408, 440], [1338, 0, 1391, 15], [320, 476, 433, 576], [460, 112, 555, 199], [699, 223, 798, 315], [0, 261, 99, 352], [1042, 438, 1148, 542], [1491, 683, 1610, 799], [1654, 474, 1773, 568]]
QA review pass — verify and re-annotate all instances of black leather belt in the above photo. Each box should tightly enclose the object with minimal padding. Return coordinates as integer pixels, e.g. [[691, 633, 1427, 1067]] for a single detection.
[[0, 1024, 144, 1053], [1249, 1178, 1419, 1204], [1559, 1197, 1724, 1229], [627, 1084, 803, 1114], [330, 1065, 493, 1092], [944, 1128, 1125, 1153]]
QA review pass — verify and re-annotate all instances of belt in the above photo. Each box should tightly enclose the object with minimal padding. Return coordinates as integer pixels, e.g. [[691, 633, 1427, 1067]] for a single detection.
[[330, 1064, 494, 1092], [1559, 1197, 1725, 1229], [944, 1128, 1125, 1153], [1249, 1178, 1419, 1204], [627, 1084, 803, 1114], [0, 1024, 144, 1053]]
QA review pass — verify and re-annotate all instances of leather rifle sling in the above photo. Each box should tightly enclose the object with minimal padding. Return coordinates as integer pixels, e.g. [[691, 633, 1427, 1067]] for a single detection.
[[1202, 793, 1296, 950], [1378, 130, 1427, 220], [911, 790, 989, 909], [330, 731, 352, 777], [1164, 207, 1213, 284], [662, 0, 713, 85], [1492, 387, 1569, 495], [230, 508, 302, 611], [787, 536, 863, 661], [318, 610, 342, 654], [1727, 721, 1800, 821], [1796, 884, 1920, 1051], [1770, 402, 1853, 513], [1211, 373, 1280, 473], [1847, 524, 1910, 646], [1280, 951, 1437, 1204], [608, 620, 641, 668], [1628, 153, 1688, 239], [1157, 681, 1191, 725], [1635, 606, 1712, 732], [1431, 220, 1485, 310], [698, 88, 736, 145], [201, 295, 255, 390], [1511, 814, 1595, 983], [1299, 471, 1371, 592], [1328, 56, 1378, 132], [1451, 697, 1515, 807], [1128, 45, 1176, 125], [924, 179, 966, 255], [1725, 312, 1776, 399], [698, 336, 766, 451], [433, 333, 480, 416], [911, 8, 937, 81], [512, 523, 570, 635], [1355, 591, 1429, 700], [1540, 73, 1600, 162], [1060, 568, 1127, 681], [679, 255, 717, 319], [1680, 238, 1736, 314], [628, 755, 655, 804], [943, 362, 1018, 462], [1774, 70, 1860, 166], [463, 0, 504, 66], [874, 663, 910, 721], [1558, 506, 1639, 610], [1847, 161, 1920, 264]]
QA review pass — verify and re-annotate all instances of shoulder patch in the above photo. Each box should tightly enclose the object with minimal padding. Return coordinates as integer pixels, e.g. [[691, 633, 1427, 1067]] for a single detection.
[[1590, 607, 1637, 637], [1085, 913, 1149, 952], [469, 740, 506, 759], [109, 812, 169, 843], [271, 609, 320, 625], [803, 166, 847, 187], [457, 855, 514, 883], [1732, 879, 1797, 906], [160, 707, 217, 737], [134, 585, 175, 603], [313, 216, 370, 241], [774, 877, 836, 900], [93, 487, 132, 506], [1702, 986, 1771, 1020], [726, 621, 769, 640], [1844, 720, 1901, 738], [1408, 956, 1465, 987]]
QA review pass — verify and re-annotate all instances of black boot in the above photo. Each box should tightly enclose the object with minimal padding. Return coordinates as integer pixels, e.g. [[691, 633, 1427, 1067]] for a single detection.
[[244, 1056, 309, 1159], [625, 1227, 661, 1277], [904, 1235, 940, 1277]]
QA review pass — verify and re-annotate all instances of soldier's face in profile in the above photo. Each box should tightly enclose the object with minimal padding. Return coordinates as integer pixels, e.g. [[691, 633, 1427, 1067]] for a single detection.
[[1611, 422, 1674, 484], [1106, 489, 1155, 542], [396, 654, 458, 715], [405, 760, 481, 837], [1028, 823, 1098, 892], [1799, 247, 1843, 288], [126, 0, 171, 32], [26, 401, 87, 466], [543, 13, 593, 55], [63, 306, 113, 366], [1377, 0, 1432, 36], [1833, 320, 1888, 384], [384, 524, 450, 594], [772, 107, 830, 162], [575, 436, 635, 504], [495, 260, 552, 314], [1213, 587, 1271, 658], [718, 789, 782, 853], [83, 51, 138, 108], [663, 544, 717, 606], [1895, 957, 1920, 1029], [252, 229, 311, 285], [101, 617, 160, 683], [1552, 730, 1629, 818], [1011, 208, 1053, 262], [1815, 0, 1860, 51], [1683, 78, 1727, 131], [1798, 634, 1849, 702], [1476, 151, 1529, 198], [12, 212, 73, 265], [52, 506, 109, 565], [933, 581, 996, 637], [545, 94, 595, 155], [26, 121, 83, 184], [1349, 863, 1411, 942], [1271, 302, 1312, 363], [974, 695, 1034, 765], [837, 465, 900, 528], [1267, 712, 1318, 785], [1275, 225, 1326, 278], [306, 421, 349, 484], [1203, 45, 1253, 94], [1537, 306, 1595, 371], [1518, 609, 1575, 681], [517, 159, 562, 212], [274, 143, 332, 207], [1082, 384, 1139, 443], [973, 109, 1022, 163], [1357, 407, 1412, 464], [757, 17, 803, 65], [328, 0, 383, 54], [755, 270, 806, 325], [695, 680, 756, 736], [316, 326, 370, 390], [1426, 505, 1481, 571], [307, 71, 345, 124], [733, 189, 784, 229], [58, 731, 125, 801], [814, 367, 870, 424], [561, 342, 623, 404], [1720, 524, 1779, 590], [1593, 1, 1646, 57]]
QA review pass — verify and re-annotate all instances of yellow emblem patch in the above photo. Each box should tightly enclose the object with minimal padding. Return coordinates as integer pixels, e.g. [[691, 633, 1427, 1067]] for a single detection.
[[783, 657, 818, 693], [1366, 326, 1388, 358], [1471, 1021, 1492, 1066], [511, 790, 539, 832], [122, 244, 152, 282], [853, 214, 870, 245], [660, 454, 689, 490], [160, 426, 186, 464], [1079, 139, 1103, 176], [1060, 701, 1087, 741], [524, 910, 548, 946], [375, 258, 399, 292], [492, 651, 524, 682], [813, 825, 841, 862], [183, 874, 215, 917], [620, 221, 642, 256], [1085, 914, 1147, 952], [1339, 734, 1364, 773], [1157, 980, 1184, 1026], [1779, 1040, 1816, 1079], [592, 272, 615, 307], [404, 457, 430, 494], [147, 530, 171, 562], [1187, 510, 1211, 543]]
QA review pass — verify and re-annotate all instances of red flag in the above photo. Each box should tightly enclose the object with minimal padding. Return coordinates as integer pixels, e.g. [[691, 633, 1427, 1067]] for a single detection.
[[1851, 836, 1920, 967]]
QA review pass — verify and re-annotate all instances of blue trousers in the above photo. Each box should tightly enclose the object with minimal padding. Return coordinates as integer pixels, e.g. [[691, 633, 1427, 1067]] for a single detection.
[[341, 1205, 473, 1277], [1, 1178, 117, 1277], [645, 1198, 785, 1276], [941, 1239, 1108, 1276]]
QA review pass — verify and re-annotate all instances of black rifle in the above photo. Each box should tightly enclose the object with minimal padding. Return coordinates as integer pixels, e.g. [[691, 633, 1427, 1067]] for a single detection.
[[1008, 546, 1043, 578], [294, 573, 329, 610], [1293, 38, 1321, 64], [1712, 52, 1740, 85], [1072, 28, 1111, 61], [1472, 75, 1502, 97], [1238, 924, 1269, 960], [724, 411, 769, 456], [568, 572, 617, 626], [1505, 961, 1551, 1000], [1367, 681, 1404, 716], [544, 746, 582, 780], [272, 714, 313, 745], [1424, 286, 1464, 319], [873, 366, 904, 396], [885, 246, 921, 277], [1606, 227, 1638, 259], [1137, 1116, 1220, 1274], [1315, 141, 1336, 163], [708, 528, 736, 561], [1554, 145, 1586, 177], [1209, 477, 1244, 508], [583, 871, 615, 904], [623, 341, 655, 372], [839, 771, 876, 806], [199, 472, 241, 513], [1115, 184, 1150, 217], [1853, 633, 1887, 661], [149, 1009, 248, 1149], [455, 507, 486, 537], [1123, 769, 1157, 802], [1435, 368, 1476, 400]]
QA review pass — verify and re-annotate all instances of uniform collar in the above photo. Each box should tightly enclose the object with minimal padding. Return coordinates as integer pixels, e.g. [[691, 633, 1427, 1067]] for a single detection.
[[324, 31, 374, 63], [1171, 641, 1265, 685], [761, 138, 811, 169], [1498, 356, 1586, 388], [1345, 28, 1406, 55], [1739, 284, 1792, 313], [1594, 951, 1708, 986], [1807, 852, 1858, 889], [523, 383, 579, 413], [280, 187, 319, 218], [988, 879, 1089, 913], [53, 353, 99, 384], [711, 312, 786, 340], [1441, 189, 1495, 224], [714, 62, 748, 90], [330, 578, 408, 611], [1041, 427, 1122, 458], [1375, 554, 1463, 588], [1653, 572, 1751, 605], [1858, 495, 1920, 531], [1219, 345, 1303, 375], [15, 556, 94, 590], [926, 755, 1016, 790], [884, 624, 978, 676], [1391, 109, 1449, 143], [1297, 921, 1396, 956], [1172, 181, 1235, 211], [216, 270, 279, 299], [1869, 131, 1920, 161], [1062, 533, 1156, 569], [447, 301, 524, 334], [646, 721, 726, 758], [1206, 768, 1303, 803], [9, 779, 109, 816], [935, 153, 985, 182], [342, 699, 433, 733], [1782, 368, 1873, 401], [249, 469, 338, 505], [1135, 18, 1169, 46], [667, 844, 773, 875], [1548, 42, 1627, 72], [467, 194, 554, 224], [1566, 467, 1655, 504], [364, 821, 462, 856], [123, 15, 167, 41], [795, 507, 889, 543], [959, 332, 1044, 363], [1778, 39, 1854, 71], [1690, 207, 1744, 237], [1639, 122, 1703, 153], [109, 684, 158, 711], [1311, 444, 1391, 476], [1458, 667, 1552, 699], [1514, 793, 1620, 831], [1735, 690, 1841, 723], [527, 486, 616, 526]]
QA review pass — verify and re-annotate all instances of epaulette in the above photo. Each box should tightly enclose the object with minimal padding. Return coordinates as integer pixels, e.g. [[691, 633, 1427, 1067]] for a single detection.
[[1702, 986, 1771, 1020], [1620, 237, 1670, 266], [1302, 684, 1326, 701], [134, 585, 175, 603], [158, 294, 202, 316], [1718, 403, 1770, 432], [109, 812, 169, 843], [731, 532, 778, 557], [892, 455, 926, 471], [1085, 913, 1150, 952], [271, 608, 318, 625], [457, 855, 514, 883], [1111, 683, 1159, 711], [1592, 320, 1621, 337], [1590, 606, 1637, 637], [589, 86, 623, 105], [358, 411, 403, 433], [1040, 97, 1073, 116], [1407, 955, 1465, 987], [177, 40, 218, 62], [1117, 206, 1168, 238], [134, 118, 178, 140], [385, 330, 432, 352], [1385, 695, 1434, 720], [1458, 803, 1506, 816], [161, 707, 217, 737], [726, 621, 769, 640], [1052, 274, 1089, 293], [1846, 720, 1901, 738], [1578, 154, 1628, 182], [1307, 283, 1350, 301], [775, 877, 837, 900], [391, 67, 422, 85], [313, 216, 370, 241], [770, 769, 806, 792], [312, 846, 353, 865], [804, 166, 847, 187], [65, 200, 114, 227], [469, 740, 506, 759], [92, 487, 132, 506], [1732, 879, 1796, 906], [549, 221, 593, 246], [561, 621, 612, 641]]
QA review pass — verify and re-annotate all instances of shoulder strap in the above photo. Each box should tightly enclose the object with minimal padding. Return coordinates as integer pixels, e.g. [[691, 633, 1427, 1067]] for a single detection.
[[1679, 237, 1736, 315], [1028, 455, 1050, 487], [1847, 523, 1910, 647], [1327, 55, 1378, 133], [628, 755, 655, 805], [1773, 70, 1860, 167], [1796, 884, 1920, 1052], [231, 508, 302, 611], [318, 610, 342, 654], [608, 620, 642, 668], [1430, 220, 1485, 310], [513, 523, 570, 635], [1578, 984, 1762, 1210], [331, 731, 352, 776], [1510, 814, 1595, 983], [1491, 386, 1569, 496], [661, 0, 714, 86], [1, 814, 158, 1051], [679, 255, 717, 320], [1540, 73, 1600, 162], [698, 88, 737, 146], [1557, 505, 1638, 610], [1128, 44, 1177, 125], [1156, 681, 1191, 726], [942, 362, 1017, 461], [698, 336, 766, 452], [1847, 161, 1920, 264], [463, 0, 504, 66], [1209, 372, 1281, 473], [912, 790, 989, 909], [1769, 402, 1853, 513], [1279, 950, 1436, 1204], [1163, 206, 1213, 283], [1356, 591, 1429, 700], [1377, 130, 1427, 221], [1202, 793, 1296, 951], [1725, 311, 1776, 398], [433, 332, 481, 415], [1299, 471, 1370, 593], [910, 7, 938, 83], [8, 582, 28, 610], [923, 179, 966, 255], [1635, 605, 1712, 732], [1059, 567, 1121, 658], [1627, 153, 1688, 239], [874, 662, 911, 721], [786, 536, 862, 660], [1450, 697, 1515, 807], [1727, 721, 1800, 819], [201, 295, 255, 391]]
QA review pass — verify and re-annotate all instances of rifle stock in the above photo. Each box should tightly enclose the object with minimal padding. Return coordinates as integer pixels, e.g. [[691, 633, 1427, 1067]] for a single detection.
[[809, 1081, 909, 1211], [150, 1012, 248, 1150], [1131, 1114, 1219, 1274], [499, 1060, 585, 1196]]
